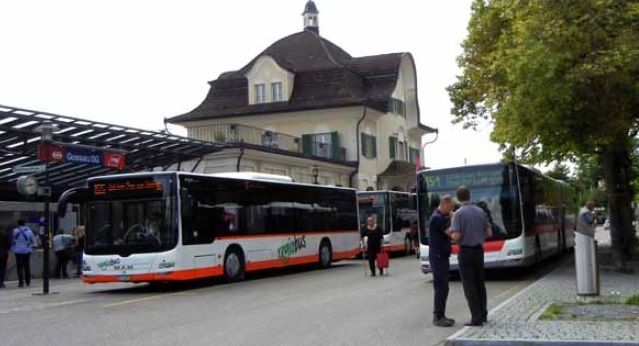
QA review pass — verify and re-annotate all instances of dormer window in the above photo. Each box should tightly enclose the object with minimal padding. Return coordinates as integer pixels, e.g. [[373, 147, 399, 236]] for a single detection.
[[271, 82, 283, 102], [255, 84, 266, 103]]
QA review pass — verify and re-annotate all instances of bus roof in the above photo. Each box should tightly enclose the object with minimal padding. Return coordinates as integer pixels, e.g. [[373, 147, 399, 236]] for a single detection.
[[86, 171, 356, 191]]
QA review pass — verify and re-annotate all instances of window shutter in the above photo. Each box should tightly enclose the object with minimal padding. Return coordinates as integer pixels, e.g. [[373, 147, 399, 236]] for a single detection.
[[302, 134, 313, 155], [389, 137, 397, 159], [372, 136, 377, 158], [330, 131, 340, 159], [361, 133, 368, 157]]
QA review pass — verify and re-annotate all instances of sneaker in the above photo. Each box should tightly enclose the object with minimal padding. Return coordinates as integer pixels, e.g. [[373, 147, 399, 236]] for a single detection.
[[0, 284, 5, 289], [371, 272, 376, 277], [18, 283, 24, 288], [433, 316, 455, 327]]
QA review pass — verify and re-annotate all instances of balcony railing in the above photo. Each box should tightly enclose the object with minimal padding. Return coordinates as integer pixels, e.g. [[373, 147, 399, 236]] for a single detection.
[[188, 124, 347, 162]]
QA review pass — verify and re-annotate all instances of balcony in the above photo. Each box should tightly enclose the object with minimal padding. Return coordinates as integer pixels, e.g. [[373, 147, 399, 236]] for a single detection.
[[188, 123, 348, 162]]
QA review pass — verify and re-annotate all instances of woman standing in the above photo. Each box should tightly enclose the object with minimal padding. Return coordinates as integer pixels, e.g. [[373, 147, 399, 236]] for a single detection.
[[362, 215, 384, 276], [73, 226, 86, 278]]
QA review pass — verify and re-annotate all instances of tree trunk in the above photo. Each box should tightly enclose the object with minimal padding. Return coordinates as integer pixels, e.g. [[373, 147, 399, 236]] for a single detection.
[[600, 144, 636, 269]]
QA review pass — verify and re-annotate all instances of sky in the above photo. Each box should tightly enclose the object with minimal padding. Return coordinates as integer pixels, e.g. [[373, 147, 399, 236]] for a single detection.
[[0, 0, 502, 170]]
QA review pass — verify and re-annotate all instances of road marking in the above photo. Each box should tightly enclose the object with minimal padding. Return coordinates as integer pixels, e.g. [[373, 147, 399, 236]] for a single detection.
[[102, 292, 183, 307], [102, 285, 216, 307]]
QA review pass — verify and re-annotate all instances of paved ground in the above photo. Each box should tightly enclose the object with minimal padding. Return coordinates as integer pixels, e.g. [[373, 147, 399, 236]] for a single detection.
[[447, 228, 639, 345], [0, 254, 552, 346]]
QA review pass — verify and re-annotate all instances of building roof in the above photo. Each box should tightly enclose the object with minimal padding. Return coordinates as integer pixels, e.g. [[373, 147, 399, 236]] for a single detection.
[[0, 104, 225, 199], [303, 0, 319, 15], [167, 30, 411, 123]]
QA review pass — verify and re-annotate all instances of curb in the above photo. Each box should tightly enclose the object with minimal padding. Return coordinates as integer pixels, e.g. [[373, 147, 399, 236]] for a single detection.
[[447, 339, 638, 346], [445, 253, 637, 346]]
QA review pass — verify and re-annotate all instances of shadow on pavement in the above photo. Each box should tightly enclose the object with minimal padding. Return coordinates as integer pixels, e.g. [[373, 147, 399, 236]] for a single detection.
[[85, 260, 360, 295]]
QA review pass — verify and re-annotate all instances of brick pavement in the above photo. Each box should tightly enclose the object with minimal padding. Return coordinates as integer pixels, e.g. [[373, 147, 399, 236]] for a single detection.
[[447, 229, 639, 345]]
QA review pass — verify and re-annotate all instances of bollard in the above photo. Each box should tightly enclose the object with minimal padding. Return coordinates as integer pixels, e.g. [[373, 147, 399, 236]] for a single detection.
[[574, 232, 600, 296]]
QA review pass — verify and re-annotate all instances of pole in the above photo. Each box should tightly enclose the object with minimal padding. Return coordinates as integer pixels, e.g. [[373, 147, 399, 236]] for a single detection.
[[42, 158, 50, 294]]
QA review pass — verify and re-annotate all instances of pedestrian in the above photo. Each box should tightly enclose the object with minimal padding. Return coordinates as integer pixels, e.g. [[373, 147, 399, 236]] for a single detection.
[[576, 201, 596, 237], [450, 186, 492, 326], [52, 229, 73, 279], [428, 195, 455, 327], [361, 215, 384, 276], [72, 226, 86, 277], [0, 226, 12, 288], [11, 220, 37, 287]]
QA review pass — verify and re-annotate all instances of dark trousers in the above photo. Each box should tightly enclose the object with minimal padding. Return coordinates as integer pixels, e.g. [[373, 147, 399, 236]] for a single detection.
[[429, 255, 450, 318], [15, 253, 31, 286], [458, 246, 487, 323], [54, 251, 69, 278], [0, 254, 7, 286]]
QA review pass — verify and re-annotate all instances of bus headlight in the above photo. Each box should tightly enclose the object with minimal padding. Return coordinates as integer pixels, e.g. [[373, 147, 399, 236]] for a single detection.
[[507, 249, 523, 256], [82, 260, 92, 272]]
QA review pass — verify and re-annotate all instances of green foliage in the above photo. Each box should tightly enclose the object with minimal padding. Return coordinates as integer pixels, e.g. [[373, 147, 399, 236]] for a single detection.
[[545, 164, 572, 182], [448, 0, 639, 163], [539, 303, 565, 320], [626, 294, 639, 306]]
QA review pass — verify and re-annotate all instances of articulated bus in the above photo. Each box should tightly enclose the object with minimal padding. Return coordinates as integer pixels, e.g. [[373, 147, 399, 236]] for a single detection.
[[357, 191, 418, 255], [417, 163, 578, 273], [60, 172, 361, 283]]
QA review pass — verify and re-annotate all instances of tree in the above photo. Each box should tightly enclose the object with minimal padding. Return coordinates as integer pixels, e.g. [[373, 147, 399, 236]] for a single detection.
[[448, 0, 639, 268], [545, 164, 572, 182]]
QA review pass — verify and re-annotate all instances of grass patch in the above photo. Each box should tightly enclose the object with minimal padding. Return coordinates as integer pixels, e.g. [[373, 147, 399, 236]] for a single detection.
[[626, 294, 639, 306], [540, 303, 565, 320]]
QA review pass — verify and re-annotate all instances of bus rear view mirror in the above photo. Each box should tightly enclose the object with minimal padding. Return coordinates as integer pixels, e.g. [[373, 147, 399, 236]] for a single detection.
[[57, 187, 89, 217]]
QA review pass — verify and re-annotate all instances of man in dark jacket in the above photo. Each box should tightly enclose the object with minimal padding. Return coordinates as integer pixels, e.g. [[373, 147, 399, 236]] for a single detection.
[[428, 195, 455, 327], [0, 227, 11, 288]]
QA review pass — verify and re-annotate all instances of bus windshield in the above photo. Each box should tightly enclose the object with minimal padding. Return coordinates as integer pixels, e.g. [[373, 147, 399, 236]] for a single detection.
[[420, 165, 522, 241], [85, 176, 178, 255]]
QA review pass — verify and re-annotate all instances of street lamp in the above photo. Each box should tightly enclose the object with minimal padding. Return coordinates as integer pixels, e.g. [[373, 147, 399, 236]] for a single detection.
[[311, 165, 319, 184], [34, 120, 57, 295]]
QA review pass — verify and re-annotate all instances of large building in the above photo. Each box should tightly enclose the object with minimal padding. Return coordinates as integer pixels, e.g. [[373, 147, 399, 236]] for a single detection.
[[167, 1, 435, 191]]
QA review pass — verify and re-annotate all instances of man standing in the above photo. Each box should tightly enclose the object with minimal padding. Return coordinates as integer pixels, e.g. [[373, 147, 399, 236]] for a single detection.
[[576, 201, 596, 237], [450, 186, 492, 326], [428, 195, 455, 327], [12, 220, 37, 288]]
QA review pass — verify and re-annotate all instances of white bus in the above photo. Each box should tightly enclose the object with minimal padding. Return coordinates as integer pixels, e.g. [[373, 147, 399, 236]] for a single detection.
[[357, 191, 418, 255], [417, 163, 577, 273], [60, 172, 361, 283]]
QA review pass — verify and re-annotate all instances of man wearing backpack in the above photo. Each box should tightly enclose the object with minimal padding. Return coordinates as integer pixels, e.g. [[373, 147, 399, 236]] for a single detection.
[[11, 220, 36, 287]]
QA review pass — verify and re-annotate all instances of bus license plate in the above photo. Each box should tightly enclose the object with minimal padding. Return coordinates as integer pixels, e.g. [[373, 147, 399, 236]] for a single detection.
[[118, 275, 130, 282]]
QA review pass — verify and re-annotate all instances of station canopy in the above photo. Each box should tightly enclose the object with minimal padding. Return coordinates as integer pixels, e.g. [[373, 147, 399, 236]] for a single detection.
[[0, 104, 225, 200]]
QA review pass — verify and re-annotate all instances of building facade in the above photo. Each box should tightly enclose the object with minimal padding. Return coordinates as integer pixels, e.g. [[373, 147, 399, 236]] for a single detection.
[[168, 1, 435, 191]]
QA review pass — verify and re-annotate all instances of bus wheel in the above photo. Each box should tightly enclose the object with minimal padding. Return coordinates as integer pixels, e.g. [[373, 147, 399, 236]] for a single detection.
[[319, 240, 332, 269], [224, 247, 245, 282], [404, 237, 412, 256]]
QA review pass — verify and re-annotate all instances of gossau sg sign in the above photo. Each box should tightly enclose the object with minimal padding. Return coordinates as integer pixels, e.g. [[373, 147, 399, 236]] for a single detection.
[[39, 143, 125, 170]]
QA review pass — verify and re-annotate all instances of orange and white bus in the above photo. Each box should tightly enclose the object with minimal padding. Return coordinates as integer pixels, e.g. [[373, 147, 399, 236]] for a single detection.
[[357, 191, 418, 255], [417, 163, 577, 273], [61, 172, 360, 283]]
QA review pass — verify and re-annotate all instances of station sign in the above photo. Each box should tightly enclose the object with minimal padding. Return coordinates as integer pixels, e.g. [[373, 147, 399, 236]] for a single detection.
[[13, 165, 46, 174], [38, 143, 126, 170]]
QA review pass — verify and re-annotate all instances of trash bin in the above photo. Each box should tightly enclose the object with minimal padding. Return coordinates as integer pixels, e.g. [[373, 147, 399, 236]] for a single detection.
[[574, 232, 600, 296]]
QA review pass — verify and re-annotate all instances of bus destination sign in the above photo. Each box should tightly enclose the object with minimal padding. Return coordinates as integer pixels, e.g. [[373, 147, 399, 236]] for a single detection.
[[92, 180, 164, 197], [426, 168, 504, 190]]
